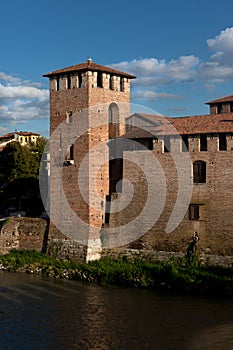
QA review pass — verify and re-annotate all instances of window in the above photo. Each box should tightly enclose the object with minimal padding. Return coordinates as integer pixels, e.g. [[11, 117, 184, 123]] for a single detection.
[[70, 145, 74, 160], [56, 76, 60, 91], [64, 145, 74, 165], [109, 76, 114, 90], [164, 136, 170, 153], [217, 104, 223, 114], [230, 103, 233, 113], [67, 74, 71, 89], [120, 77, 124, 92], [193, 160, 206, 184], [97, 72, 103, 88], [182, 135, 189, 152], [189, 204, 200, 220], [219, 133, 227, 151], [108, 103, 119, 138], [200, 134, 207, 151], [78, 73, 82, 88], [68, 111, 73, 124]]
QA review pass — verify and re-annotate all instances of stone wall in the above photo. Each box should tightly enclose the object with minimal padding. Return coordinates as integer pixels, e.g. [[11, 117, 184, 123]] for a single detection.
[[0, 217, 88, 262], [0, 217, 49, 254], [102, 248, 233, 267]]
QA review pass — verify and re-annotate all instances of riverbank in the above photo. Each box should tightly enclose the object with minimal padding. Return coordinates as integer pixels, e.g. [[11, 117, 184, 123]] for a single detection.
[[0, 249, 233, 297]]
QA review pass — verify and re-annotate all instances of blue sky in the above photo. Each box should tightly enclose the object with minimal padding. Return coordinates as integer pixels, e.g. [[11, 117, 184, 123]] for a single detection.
[[1, 0, 233, 137]]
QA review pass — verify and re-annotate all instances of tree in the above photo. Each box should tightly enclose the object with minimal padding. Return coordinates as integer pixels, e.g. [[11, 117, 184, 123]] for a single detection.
[[0, 137, 48, 216]]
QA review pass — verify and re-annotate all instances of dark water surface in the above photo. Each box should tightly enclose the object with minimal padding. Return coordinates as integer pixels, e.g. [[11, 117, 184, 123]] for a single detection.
[[0, 272, 233, 350]]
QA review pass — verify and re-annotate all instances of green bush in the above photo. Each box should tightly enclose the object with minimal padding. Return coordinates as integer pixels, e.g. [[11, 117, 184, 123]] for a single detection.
[[0, 250, 232, 297]]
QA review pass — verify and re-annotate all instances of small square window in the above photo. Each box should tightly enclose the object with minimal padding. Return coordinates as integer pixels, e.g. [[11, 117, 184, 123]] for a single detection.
[[189, 204, 200, 220]]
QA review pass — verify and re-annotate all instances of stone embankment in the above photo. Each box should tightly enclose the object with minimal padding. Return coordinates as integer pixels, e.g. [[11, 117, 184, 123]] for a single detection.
[[0, 217, 233, 267], [0, 217, 49, 254]]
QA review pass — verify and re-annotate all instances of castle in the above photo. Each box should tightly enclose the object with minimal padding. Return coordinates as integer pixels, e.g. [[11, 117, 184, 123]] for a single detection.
[[43, 59, 233, 261]]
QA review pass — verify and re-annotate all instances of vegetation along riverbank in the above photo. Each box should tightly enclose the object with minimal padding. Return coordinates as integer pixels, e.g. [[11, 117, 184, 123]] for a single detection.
[[0, 249, 233, 298]]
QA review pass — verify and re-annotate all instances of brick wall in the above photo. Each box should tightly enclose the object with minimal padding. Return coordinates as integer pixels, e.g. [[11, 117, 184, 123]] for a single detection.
[[49, 68, 131, 244], [104, 135, 233, 256]]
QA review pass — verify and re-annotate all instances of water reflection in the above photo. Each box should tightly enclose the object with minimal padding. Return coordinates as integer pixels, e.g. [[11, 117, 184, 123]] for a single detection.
[[0, 272, 233, 350]]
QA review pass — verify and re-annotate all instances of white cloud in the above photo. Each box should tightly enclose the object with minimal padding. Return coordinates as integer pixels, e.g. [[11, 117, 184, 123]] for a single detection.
[[110, 27, 233, 104], [0, 72, 21, 85], [0, 84, 48, 101], [132, 90, 181, 102], [110, 56, 199, 104], [0, 72, 49, 131], [207, 27, 233, 60], [112, 55, 199, 86], [198, 27, 233, 81]]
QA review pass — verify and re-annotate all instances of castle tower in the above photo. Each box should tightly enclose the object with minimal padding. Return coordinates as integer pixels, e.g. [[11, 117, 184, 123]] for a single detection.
[[43, 59, 136, 261]]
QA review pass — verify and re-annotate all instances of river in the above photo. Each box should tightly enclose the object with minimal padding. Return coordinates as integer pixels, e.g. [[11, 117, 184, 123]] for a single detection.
[[0, 272, 232, 350]]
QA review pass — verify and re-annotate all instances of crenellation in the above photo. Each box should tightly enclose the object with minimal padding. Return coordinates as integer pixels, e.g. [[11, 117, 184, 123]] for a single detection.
[[59, 75, 67, 90], [188, 135, 200, 152], [207, 134, 219, 153], [153, 138, 163, 153], [227, 134, 233, 150], [70, 74, 78, 89], [50, 77, 57, 91]]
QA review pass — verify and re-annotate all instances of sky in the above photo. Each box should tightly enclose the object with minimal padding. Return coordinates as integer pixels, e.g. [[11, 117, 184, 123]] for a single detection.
[[1, 0, 233, 137]]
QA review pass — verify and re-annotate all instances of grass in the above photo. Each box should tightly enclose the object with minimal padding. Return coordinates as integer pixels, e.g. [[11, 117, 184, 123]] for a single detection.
[[0, 249, 233, 297]]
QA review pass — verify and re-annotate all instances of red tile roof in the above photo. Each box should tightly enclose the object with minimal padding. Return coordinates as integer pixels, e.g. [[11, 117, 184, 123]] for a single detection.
[[205, 95, 233, 104], [170, 113, 233, 135], [124, 113, 233, 138], [16, 131, 40, 137], [0, 133, 15, 140], [0, 131, 40, 140], [43, 60, 137, 79]]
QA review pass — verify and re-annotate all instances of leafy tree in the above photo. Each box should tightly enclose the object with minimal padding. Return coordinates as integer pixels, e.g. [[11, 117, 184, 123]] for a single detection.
[[0, 137, 48, 216]]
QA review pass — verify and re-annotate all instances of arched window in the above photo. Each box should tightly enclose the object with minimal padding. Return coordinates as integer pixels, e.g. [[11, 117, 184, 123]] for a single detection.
[[193, 160, 206, 184], [108, 103, 119, 138]]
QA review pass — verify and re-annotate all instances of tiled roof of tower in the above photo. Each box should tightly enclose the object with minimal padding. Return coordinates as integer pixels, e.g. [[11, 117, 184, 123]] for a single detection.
[[43, 60, 137, 79], [205, 95, 233, 104], [123, 113, 233, 138]]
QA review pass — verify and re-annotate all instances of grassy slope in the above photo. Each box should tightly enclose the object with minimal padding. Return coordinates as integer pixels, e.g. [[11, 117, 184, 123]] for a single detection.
[[0, 249, 233, 297]]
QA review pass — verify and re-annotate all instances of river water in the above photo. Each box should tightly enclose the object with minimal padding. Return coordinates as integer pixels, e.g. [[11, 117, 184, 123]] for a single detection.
[[0, 272, 233, 350]]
